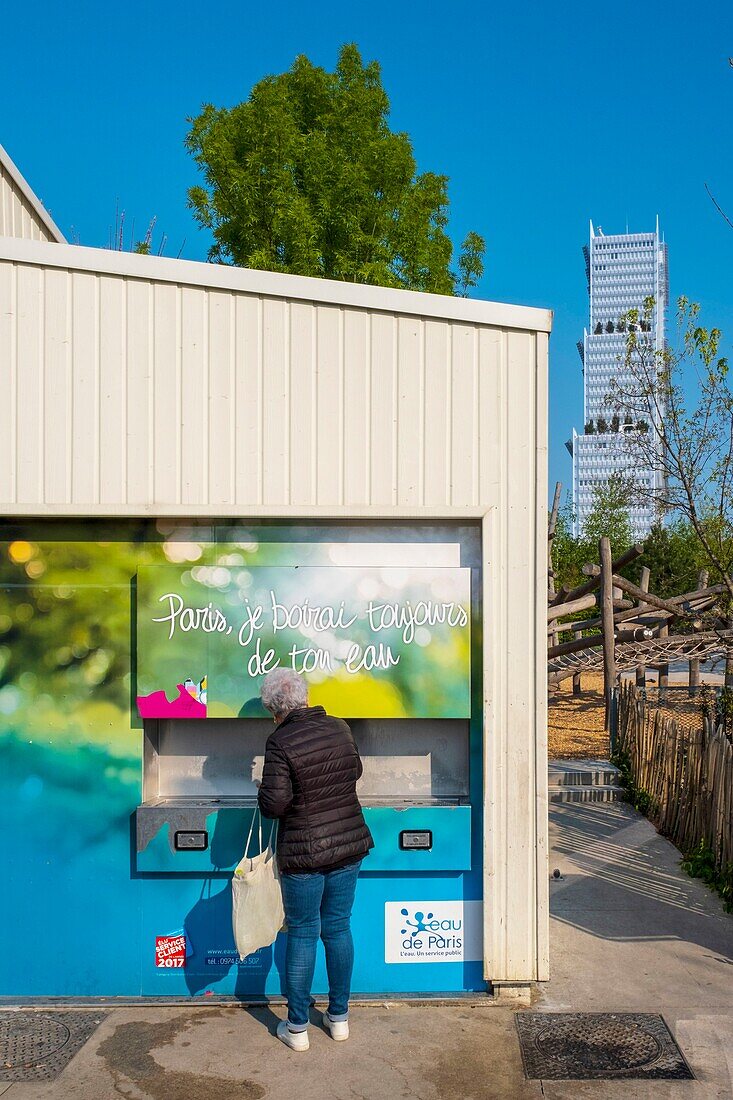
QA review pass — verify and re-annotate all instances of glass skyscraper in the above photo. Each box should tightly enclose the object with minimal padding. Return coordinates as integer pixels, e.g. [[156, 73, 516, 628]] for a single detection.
[[569, 220, 668, 539]]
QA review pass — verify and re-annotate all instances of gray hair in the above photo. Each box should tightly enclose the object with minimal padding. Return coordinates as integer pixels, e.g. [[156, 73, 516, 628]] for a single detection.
[[260, 668, 308, 718]]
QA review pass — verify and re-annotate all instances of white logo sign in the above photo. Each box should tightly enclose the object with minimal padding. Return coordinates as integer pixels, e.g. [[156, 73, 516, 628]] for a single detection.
[[385, 901, 482, 964]]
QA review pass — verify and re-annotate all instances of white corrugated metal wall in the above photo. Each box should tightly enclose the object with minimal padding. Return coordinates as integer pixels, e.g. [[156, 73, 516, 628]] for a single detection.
[[0, 235, 550, 985], [0, 147, 64, 243]]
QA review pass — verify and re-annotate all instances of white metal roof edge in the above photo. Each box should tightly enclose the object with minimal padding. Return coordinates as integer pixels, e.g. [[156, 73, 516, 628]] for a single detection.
[[0, 235, 553, 332], [0, 145, 66, 244], [0, 504, 492, 518]]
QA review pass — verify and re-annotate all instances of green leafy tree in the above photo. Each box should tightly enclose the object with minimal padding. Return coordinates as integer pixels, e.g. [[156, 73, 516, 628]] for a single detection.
[[550, 479, 632, 596], [578, 475, 633, 562], [632, 520, 704, 598], [185, 44, 485, 293], [550, 502, 583, 593], [550, 485, 633, 641], [457, 231, 487, 298]]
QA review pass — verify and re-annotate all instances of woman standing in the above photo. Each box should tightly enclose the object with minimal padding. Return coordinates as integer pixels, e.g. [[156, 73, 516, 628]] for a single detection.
[[258, 668, 374, 1052]]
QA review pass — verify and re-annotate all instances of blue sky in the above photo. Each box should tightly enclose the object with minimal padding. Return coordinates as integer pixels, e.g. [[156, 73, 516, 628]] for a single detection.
[[3, 0, 732, 501]]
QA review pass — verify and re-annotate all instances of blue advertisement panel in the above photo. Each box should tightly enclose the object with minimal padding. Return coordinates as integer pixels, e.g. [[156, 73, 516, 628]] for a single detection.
[[0, 521, 483, 998]]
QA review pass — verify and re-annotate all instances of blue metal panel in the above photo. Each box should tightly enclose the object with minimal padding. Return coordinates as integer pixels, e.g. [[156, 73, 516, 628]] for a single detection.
[[364, 806, 471, 871], [136, 809, 248, 873], [139, 872, 486, 998], [136, 805, 471, 874]]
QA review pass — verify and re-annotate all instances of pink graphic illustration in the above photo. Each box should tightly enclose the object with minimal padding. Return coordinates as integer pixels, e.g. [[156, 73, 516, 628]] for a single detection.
[[137, 681, 207, 718]]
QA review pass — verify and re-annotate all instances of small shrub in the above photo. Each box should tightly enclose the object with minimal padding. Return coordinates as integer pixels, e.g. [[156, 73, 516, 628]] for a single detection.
[[699, 685, 733, 738], [611, 746, 656, 815], [720, 688, 733, 739], [634, 789, 655, 816], [681, 839, 733, 912], [699, 684, 715, 719]]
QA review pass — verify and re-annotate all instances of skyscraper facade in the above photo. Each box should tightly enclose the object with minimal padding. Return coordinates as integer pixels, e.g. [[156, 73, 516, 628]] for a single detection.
[[570, 221, 668, 539]]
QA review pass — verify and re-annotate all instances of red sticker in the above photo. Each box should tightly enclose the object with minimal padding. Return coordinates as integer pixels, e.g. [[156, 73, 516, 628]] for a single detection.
[[155, 934, 187, 968]]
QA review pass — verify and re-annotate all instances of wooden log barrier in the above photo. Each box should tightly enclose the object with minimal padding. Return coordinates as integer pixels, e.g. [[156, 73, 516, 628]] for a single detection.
[[689, 569, 709, 696], [572, 626, 582, 696], [658, 621, 669, 696], [552, 544, 644, 607], [546, 593, 597, 621], [548, 481, 562, 601], [636, 565, 651, 689], [615, 627, 654, 643]]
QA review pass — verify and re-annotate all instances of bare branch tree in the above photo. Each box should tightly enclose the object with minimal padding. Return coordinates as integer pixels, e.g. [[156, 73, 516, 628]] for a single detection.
[[705, 182, 733, 231], [605, 296, 733, 685]]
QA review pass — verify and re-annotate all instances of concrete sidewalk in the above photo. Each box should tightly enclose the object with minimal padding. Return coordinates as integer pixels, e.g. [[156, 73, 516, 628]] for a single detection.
[[538, 798, 733, 1098], [2, 799, 731, 1099]]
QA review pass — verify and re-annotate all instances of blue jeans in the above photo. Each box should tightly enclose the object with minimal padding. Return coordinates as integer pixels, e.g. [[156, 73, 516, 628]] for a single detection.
[[280, 860, 361, 1031]]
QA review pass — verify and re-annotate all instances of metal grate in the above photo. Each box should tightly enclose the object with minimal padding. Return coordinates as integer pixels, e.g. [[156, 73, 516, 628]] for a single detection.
[[516, 1013, 694, 1080], [0, 1011, 107, 1081]]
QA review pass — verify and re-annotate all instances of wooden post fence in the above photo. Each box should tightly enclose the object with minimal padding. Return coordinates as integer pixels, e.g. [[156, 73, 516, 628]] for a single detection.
[[599, 536, 617, 734], [615, 681, 732, 891]]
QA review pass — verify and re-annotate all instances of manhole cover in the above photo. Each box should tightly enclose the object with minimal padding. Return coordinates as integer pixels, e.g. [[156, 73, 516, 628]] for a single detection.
[[515, 1013, 694, 1080], [0, 1011, 107, 1082]]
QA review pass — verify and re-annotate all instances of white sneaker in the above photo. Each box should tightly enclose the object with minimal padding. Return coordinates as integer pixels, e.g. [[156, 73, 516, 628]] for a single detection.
[[323, 1014, 349, 1041], [277, 1020, 309, 1051]]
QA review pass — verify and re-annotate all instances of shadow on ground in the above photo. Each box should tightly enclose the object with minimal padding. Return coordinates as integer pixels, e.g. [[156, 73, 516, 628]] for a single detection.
[[549, 800, 733, 960]]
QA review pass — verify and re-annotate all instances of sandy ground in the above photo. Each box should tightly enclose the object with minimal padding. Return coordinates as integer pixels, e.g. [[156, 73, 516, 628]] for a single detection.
[[547, 670, 716, 758], [548, 672, 609, 759]]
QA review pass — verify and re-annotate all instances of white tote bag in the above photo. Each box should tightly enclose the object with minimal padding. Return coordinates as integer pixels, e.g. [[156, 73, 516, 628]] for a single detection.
[[232, 808, 285, 961]]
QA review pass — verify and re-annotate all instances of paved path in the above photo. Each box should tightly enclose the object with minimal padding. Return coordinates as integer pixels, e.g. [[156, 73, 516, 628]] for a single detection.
[[2, 799, 731, 1099], [539, 798, 733, 1098]]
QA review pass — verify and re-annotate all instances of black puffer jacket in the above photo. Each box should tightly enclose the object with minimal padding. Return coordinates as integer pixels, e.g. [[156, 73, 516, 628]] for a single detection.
[[257, 705, 374, 873]]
